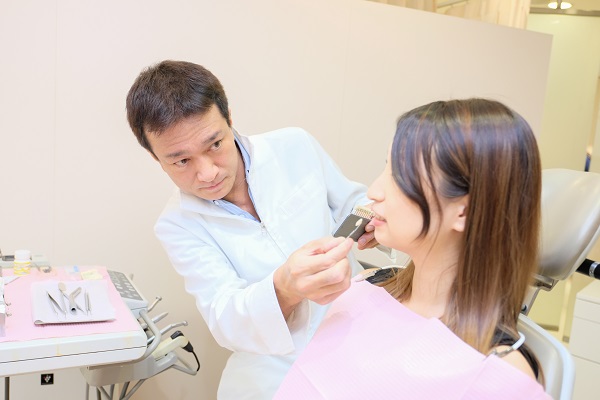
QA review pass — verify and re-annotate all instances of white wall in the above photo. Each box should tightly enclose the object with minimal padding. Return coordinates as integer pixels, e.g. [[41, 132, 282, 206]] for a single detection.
[[0, 1, 551, 398], [528, 14, 600, 171]]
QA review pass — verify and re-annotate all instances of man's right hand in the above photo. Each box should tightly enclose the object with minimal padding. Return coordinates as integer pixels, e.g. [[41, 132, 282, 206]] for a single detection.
[[273, 236, 354, 319]]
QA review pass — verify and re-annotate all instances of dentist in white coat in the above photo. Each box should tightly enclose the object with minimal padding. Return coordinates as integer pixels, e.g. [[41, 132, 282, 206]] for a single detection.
[[125, 60, 379, 399]]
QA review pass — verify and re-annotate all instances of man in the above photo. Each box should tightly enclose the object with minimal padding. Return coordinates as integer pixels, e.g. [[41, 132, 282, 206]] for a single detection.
[[126, 60, 377, 399]]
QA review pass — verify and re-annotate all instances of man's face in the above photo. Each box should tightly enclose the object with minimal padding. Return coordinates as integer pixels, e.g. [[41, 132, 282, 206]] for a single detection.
[[146, 105, 242, 202]]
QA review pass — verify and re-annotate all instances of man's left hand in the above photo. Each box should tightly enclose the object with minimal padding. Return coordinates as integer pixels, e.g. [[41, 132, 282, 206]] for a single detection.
[[356, 222, 378, 250]]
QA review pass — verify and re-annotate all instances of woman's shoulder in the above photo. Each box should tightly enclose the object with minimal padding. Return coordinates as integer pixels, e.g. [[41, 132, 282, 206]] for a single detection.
[[493, 330, 539, 381]]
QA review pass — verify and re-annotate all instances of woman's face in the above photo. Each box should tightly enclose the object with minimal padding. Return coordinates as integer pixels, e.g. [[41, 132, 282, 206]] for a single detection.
[[368, 146, 467, 260], [367, 149, 427, 254]]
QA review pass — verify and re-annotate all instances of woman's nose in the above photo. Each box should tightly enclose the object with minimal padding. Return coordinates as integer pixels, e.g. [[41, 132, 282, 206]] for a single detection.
[[367, 172, 385, 202]]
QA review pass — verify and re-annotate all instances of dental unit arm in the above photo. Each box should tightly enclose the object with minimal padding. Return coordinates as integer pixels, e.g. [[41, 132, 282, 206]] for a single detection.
[[81, 274, 200, 400]]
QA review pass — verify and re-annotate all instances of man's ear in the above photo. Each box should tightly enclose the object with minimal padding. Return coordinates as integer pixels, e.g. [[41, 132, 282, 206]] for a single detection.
[[452, 196, 469, 233], [228, 108, 233, 127]]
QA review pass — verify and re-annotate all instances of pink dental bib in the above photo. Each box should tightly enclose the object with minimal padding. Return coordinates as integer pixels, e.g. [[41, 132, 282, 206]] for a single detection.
[[275, 280, 550, 399]]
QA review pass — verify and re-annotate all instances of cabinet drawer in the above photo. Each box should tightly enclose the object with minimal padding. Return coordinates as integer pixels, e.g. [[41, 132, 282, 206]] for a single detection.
[[573, 356, 600, 400], [573, 297, 600, 324], [570, 316, 600, 360]]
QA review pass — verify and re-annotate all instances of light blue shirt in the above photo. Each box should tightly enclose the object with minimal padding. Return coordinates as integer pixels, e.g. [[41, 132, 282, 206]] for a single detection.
[[211, 128, 257, 221]]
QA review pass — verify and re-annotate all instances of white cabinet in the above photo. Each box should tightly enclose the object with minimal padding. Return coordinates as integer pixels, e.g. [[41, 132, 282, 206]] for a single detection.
[[570, 280, 600, 400]]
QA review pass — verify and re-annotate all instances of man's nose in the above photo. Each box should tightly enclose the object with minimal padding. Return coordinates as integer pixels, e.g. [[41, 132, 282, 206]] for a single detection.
[[195, 159, 218, 182]]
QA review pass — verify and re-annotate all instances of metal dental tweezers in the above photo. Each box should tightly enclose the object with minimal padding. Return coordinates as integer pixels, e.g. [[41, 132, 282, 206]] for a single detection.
[[47, 291, 65, 317]]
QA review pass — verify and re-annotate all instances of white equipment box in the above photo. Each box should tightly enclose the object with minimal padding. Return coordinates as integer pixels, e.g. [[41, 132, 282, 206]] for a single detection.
[[570, 280, 600, 400]]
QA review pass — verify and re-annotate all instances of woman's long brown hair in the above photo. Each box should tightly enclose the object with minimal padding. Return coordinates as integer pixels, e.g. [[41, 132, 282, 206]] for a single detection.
[[380, 98, 542, 354]]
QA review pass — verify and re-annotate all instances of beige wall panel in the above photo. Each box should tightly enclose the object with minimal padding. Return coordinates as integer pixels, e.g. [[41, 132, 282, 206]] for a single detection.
[[0, 0, 552, 398], [0, 1, 56, 255], [338, 1, 552, 186]]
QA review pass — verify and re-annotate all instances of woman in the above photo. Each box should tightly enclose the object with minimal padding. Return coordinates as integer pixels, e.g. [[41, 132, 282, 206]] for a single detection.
[[274, 99, 549, 399]]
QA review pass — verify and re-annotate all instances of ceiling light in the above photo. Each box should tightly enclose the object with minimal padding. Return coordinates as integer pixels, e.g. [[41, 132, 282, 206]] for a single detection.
[[547, 1, 573, 9]]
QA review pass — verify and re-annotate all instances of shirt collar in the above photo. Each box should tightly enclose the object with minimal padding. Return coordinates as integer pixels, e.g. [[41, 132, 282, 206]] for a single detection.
[[209, 127, 257, 221], [232, 127, 251, 173]]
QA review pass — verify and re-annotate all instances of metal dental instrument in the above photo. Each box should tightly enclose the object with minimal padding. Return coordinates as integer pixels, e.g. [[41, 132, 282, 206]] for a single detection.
[[85, 290, 91, 315], [46, 292, 58, 317], [147, 321, 189, 344], [75, 301, 85, 313], [69, 287, 82, 314], [46, 291, 64, 317], [147, 296, 162, 313], [58, 282, 69, 313], [139, 312, 168, 331], [59, 283, 82, 314]]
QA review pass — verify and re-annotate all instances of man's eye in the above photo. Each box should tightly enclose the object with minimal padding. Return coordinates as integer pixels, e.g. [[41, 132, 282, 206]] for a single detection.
[[212, 140, 223, 150], [174, 159, 189, 167]]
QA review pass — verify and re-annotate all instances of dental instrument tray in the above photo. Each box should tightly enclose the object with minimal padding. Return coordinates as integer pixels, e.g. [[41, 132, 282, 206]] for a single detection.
[[31, 280, 115, 325]]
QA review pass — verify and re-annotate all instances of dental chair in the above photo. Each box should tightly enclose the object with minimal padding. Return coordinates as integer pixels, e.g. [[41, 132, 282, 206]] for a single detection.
[[520, 168, 600, 400]]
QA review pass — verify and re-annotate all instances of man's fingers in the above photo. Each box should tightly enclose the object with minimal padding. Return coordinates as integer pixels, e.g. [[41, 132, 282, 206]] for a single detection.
[[324, 236, 353, 259], [306, 237, 353, 273], [306, 236, 347, 255], [300, 259, 352, 304]]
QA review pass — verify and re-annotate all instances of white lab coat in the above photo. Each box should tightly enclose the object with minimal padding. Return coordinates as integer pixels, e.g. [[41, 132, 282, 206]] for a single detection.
[[155, 127, 368, 399]]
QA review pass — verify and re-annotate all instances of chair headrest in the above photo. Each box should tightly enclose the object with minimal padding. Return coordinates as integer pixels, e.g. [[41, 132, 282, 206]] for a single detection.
[[539, 168, 600, 281]]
